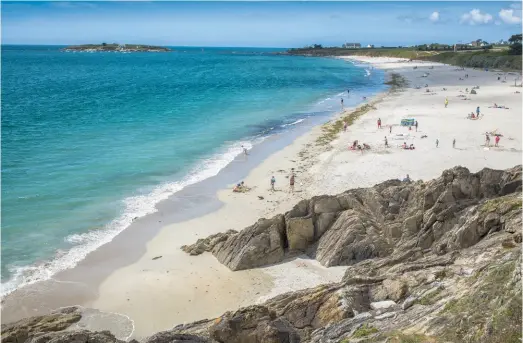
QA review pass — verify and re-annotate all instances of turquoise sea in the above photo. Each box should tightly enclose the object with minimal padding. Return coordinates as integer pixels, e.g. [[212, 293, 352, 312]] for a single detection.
[[1, 45, 386, 295]]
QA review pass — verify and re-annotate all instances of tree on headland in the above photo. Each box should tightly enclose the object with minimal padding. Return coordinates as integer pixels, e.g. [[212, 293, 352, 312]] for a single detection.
[[313, 44, 323, 49], [102, 42, 107, 47], [508, 34, 522, 55]]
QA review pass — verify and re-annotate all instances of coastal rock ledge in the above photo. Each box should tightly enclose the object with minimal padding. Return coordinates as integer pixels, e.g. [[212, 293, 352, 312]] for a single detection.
[[3, 166, 522, 343], [182, 165, 522, 270]]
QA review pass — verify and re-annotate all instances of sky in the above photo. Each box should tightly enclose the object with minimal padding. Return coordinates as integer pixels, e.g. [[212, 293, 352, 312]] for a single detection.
[[2, 1, 522, 47]]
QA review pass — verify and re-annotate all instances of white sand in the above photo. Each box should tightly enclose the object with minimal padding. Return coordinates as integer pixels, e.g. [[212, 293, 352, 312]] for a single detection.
[[92, 57, 522, 338]]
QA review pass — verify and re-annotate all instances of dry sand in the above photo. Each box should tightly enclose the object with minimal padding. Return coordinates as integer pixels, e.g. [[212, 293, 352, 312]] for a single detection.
[[79, 57, 523, 338]]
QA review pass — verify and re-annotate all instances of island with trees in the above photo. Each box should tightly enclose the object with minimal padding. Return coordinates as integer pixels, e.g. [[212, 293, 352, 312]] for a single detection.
[[62, 43, 171, 53]]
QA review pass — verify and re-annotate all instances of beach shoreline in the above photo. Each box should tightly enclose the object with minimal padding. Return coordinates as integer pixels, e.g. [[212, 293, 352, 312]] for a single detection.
[[2, 56, 521, 340]]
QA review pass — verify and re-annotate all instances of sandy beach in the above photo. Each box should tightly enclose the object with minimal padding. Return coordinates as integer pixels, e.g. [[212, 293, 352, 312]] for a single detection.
[[3, 57, 521, 340]]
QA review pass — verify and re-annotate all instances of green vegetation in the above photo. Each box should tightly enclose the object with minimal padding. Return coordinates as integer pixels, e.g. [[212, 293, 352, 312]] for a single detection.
[[438, 260, 521, 343], [352, 324, 379, 338], [480, 195, 522, 214], [417, 288, 444, 306], [508, 34, 522, 56], [316, 104, 376, 146], [420, 50, 522, 71]]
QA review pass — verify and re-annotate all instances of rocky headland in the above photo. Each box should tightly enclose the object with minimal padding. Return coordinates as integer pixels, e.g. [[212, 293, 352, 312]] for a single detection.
[[3, 165, 521, 343]]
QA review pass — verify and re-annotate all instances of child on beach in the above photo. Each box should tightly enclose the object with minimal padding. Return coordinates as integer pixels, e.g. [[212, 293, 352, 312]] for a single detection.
[[495, 135, 500, 147], [485, 133, 490, 147], [445, 98, 448, 108], [377, 118, 382, 129], [242, 145, 248, 155], [384, 136, 388, 147], [270, 176, 276, 191]]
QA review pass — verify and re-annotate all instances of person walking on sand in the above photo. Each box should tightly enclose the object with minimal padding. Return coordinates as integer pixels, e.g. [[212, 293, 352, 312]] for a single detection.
[[495, 135, 500, 147], [289, 173, 295, 193], [453, 138, 456, 148], [384, 136, 388, 147], [476, 106, 481, 118], [270, 176, 276, 191], [389, 125, 392, 134], [341, 98, 344, 109], [436, 139, 439, 148], [242, 145, 248, 155], [415, 120, 418, 132], [485, 133, 490, 147], [377, 118, 382, 129], [445, 97, 448, 108], [343, 121, 347, 132]]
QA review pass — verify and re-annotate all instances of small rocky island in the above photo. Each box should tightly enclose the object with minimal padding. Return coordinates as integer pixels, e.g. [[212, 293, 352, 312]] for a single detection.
[[62, 43, 171, 53]]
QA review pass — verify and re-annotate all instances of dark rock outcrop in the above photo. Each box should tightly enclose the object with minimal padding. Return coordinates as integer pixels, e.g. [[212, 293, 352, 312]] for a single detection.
[[182, 166, 522, 271]]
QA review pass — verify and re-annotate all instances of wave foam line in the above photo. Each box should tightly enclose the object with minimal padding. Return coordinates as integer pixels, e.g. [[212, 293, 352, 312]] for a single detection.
[[1, 141, 254, 298]]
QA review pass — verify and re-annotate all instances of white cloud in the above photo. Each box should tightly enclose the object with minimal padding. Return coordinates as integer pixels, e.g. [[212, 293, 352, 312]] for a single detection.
[[460, 9, 493, 25], [499, 9, 522, 25], [510, 2, 522, 10], [429, 11, 440, 22]]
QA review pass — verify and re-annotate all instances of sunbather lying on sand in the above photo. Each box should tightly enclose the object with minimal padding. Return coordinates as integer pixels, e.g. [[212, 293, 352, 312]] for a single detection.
[[489, 104, 509, 109]]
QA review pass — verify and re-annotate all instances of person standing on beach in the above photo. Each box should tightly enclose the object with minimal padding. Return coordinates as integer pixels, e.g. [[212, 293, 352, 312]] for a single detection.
[[415, 120, 418, 132], [445, 97, 448, 108], [343, 121, 348, 132], [341, 98, 344, 109], [389, 125, 392, 134], [270, 176, 276, 191], [377, 118, 382, 129], [452, 138, 456, 148], [495, 135, 500, 147], [242, 145, 248, 155], [384, 136, 388, 147], [476, 106, 481, 117], [289, 173, 295, 193], [347, 89, 350, 95], [436, 139, 439, 148], [485, 133, 490, 147]]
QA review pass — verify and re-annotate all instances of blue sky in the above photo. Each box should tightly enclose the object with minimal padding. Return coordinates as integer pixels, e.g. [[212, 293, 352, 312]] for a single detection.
[[2, 1, 521, 47]]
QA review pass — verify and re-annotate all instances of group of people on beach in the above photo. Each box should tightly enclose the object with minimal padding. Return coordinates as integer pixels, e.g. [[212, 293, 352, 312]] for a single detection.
[[269, 169, 296, 193]]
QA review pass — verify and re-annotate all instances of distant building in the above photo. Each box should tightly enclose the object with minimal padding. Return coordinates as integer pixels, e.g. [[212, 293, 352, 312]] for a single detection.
[[498, 39, 509, 45], [343, 43, 361, 49], [366, 44, 375, 48]]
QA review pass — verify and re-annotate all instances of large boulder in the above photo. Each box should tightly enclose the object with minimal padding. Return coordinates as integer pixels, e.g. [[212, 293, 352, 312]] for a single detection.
[[212, 215, 286, 271], [209, 306, 299, 343]]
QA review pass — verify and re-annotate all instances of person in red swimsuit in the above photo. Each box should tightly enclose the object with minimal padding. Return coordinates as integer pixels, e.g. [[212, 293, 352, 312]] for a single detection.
[[377, 118, 381, 129]]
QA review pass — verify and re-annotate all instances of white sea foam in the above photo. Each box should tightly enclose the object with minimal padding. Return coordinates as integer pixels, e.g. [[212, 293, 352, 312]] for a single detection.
[[280, 119, 305, 128], [1, 141, 254, 297]]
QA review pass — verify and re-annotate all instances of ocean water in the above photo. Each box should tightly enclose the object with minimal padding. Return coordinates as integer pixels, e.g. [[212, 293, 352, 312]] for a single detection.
[[1, 45, 385, 295]]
